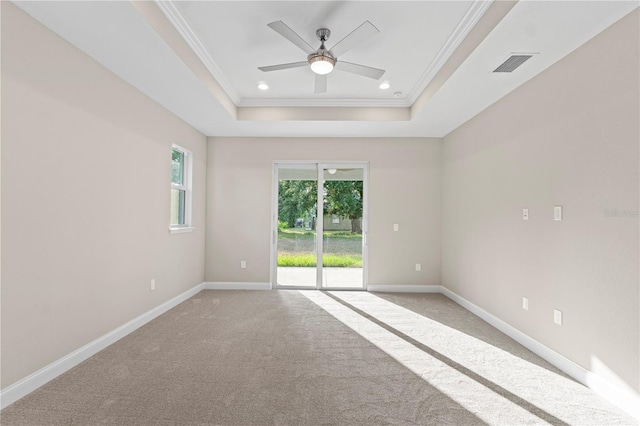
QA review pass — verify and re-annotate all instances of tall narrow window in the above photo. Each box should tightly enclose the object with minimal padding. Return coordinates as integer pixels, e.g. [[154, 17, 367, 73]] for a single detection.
[[170, 145, 193, 233]]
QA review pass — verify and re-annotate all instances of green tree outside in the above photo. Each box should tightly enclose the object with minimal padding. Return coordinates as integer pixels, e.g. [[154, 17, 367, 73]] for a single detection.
[[278, 179, 363, 233], [323, 180, 363, 234], [278, 180, 317, 228]]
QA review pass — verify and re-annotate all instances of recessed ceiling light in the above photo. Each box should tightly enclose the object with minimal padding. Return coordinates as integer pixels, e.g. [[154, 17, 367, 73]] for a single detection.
[[379, 82, 391, 90], [258, 82, 269, 90]]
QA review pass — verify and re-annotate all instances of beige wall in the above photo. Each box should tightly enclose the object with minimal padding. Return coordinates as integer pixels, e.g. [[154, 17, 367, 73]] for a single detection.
[[205, 137, 441, 286], [3, 0, 637, 406], [442, 9, 639, 394], [1, 3, 206, 388]]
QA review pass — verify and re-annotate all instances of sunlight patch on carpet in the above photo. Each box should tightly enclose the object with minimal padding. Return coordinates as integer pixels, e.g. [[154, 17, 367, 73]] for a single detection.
[[300, 291, 548, 425], [300, 290, 635, 426]]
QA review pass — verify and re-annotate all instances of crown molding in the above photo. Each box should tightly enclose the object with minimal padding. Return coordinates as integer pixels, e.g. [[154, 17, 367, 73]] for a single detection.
[[155, 0, 241, 104], [238, 97, 411, 108], [237, 106, 411, 121], [407, 0, 494, 105]]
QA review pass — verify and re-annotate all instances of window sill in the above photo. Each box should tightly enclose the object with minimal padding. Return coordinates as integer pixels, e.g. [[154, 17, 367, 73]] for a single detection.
[[169, 226, 195, 234]]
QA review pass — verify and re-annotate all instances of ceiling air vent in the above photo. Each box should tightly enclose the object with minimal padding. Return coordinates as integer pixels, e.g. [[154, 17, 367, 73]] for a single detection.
[[493, 54, 533, 73]]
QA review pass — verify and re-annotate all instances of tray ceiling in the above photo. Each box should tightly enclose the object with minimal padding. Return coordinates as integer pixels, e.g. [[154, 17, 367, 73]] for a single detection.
[[12, 1, 639, 137]]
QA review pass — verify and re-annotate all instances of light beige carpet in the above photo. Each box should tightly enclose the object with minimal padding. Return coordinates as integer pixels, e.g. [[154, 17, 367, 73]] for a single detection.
[[1, 290, 636, 425]]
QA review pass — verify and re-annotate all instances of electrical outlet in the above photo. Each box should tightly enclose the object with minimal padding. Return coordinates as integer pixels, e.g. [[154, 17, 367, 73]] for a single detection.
[[522, 297, 529, 311], [415, 263, 421, 272], [150, 279, 156, 290], [240, 260, 247, 269], [554, 309, 563, 325], [523, 208, 529, 220], [554, 206, 563, 221]]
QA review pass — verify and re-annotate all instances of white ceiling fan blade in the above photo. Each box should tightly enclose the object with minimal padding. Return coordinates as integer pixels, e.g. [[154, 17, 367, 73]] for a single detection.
[[259, 61, 308, 72], [314, 74, 327, 94], [335, 61, 385, 80], [329, 21, 379, 58], [267, 21, 316, 55]]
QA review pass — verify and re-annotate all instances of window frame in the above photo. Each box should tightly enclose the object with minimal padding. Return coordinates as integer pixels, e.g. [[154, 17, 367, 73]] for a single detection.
[[169, 144, 194, 234]]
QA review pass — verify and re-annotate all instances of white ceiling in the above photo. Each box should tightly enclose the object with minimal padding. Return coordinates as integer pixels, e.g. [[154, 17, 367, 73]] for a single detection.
[[169, 0, 476, 105], [13, 1, 639, 138]]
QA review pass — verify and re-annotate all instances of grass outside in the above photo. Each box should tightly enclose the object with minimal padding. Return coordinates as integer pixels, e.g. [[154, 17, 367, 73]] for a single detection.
[[278, 228, 362, 239], [278, 253, 362, 268], [278, 227, 362, 267]]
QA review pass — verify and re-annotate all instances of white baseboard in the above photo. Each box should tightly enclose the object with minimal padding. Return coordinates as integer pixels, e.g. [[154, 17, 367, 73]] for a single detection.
[[367, 284, 442, 293], [0, 282, 205, 410], [203, 282, 271, 290], [439, 286, 640, 420]]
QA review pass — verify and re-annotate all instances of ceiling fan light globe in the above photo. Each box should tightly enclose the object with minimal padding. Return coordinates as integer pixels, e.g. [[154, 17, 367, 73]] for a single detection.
[[308, 54, 336, 75], [311, 61, 333, 75]]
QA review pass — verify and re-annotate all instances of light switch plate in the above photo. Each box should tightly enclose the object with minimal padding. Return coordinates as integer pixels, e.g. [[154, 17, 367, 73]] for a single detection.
[[554, 309, 563, 325], [522, 297, 529, 310], [554, 206, 563, 221], [393, 224, 399, 232]]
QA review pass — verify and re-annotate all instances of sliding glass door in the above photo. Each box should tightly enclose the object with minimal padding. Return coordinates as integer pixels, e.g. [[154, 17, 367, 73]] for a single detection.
[[274, 165, 318, 288], [273, 163, 368, 290], [320, 166, 365, 289]]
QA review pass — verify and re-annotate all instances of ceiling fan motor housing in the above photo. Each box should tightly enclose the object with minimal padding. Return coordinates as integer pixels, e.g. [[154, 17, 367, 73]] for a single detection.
[[316, 28, 330, 42], [308, 51, 336, 67]]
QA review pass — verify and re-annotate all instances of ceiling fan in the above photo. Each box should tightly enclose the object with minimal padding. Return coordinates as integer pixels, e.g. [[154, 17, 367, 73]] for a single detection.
[[258, 20, 386, 94]]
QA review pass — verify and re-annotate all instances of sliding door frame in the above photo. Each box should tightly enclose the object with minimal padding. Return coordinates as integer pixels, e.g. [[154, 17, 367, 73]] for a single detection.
[[271, 161, 369, 291]]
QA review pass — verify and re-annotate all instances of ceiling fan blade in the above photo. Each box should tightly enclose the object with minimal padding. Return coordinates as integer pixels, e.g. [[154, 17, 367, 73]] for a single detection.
[[267, 21, 316, 55], [329, 20, 379, 58], [314, 74, 327, 94], [258, 61, 308, 72], [335, 61, 385, 80]]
